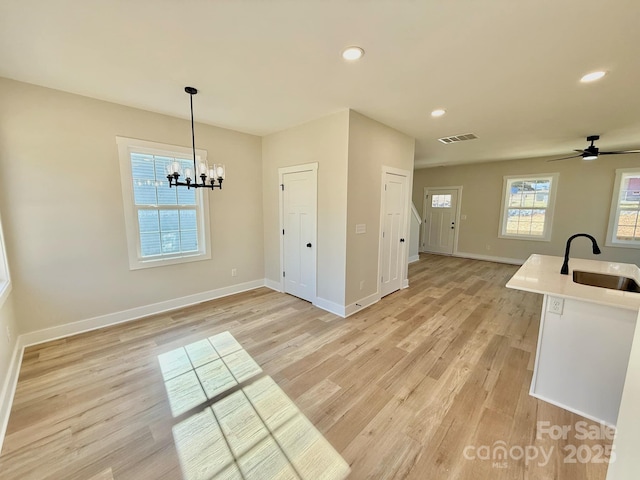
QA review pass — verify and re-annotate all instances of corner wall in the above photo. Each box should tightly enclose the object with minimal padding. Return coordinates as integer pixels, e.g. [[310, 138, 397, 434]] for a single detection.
[[0, 78, 265, 333], [346, 111, 415, 305], [412, 154, 640, 264], [262, 111, 350, 306]]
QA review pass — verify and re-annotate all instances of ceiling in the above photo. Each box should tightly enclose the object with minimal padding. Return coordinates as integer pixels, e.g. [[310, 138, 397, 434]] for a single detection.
[[1, 0, 639, 168]]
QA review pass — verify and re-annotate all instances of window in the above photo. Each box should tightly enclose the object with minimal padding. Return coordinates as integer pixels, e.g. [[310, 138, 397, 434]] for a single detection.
[[0, 212, 11, 307], [499, 173, 558, 241], [431, 194, 452, 208], [117, 137, 211, 270], [606, 169, 640, 248]]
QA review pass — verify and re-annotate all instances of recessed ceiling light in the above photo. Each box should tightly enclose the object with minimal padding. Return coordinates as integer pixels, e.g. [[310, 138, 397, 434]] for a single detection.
[[342, 46, 364, 61], [431, 109, 446, 117], [580, 71, 607, 83]]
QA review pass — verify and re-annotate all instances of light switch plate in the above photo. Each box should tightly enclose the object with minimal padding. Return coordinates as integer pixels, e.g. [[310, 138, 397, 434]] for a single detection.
[[355, 224, 366, 234]]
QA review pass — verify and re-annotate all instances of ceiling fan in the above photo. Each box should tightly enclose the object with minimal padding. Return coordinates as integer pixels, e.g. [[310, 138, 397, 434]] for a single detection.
[[549, 135, 640, 162]]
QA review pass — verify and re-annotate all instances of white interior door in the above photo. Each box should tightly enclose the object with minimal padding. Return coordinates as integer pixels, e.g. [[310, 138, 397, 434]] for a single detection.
[[380, 172, 408, 297], [282, 169, 316, 302], [422, 188, 458, 255]]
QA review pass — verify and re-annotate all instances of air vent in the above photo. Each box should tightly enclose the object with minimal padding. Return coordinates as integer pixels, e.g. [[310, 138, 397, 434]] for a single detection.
[[438, 133, 478, 144]]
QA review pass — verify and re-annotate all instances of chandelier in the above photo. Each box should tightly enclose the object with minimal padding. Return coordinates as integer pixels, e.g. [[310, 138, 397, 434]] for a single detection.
[[166, 86, 225, 190]]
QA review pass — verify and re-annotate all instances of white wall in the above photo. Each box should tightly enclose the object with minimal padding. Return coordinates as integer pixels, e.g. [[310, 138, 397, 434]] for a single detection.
[[607, 311, 640, 480], [345, 111, 415, 305], [262, 111, 350, 306], [0, 78, 264, 333], [0, 293, 18, 389], [409, 204, 420, 262], [0, 291, 18, 447], [413, 154, 640, 265]]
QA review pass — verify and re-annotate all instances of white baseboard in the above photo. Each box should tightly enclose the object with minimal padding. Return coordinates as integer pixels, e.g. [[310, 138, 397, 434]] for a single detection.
[[344, 291, 380, 317], [20, 279, 265, 347], [408, 255, 420, 263], [0, 337, 24, 454], [264, 278, 282, 292], [313, 297, 346, 318], [530, 392, 616, 430], [453, 251, 524, 266], [0, 278, 268, 452], [402, 278, 409, 289]]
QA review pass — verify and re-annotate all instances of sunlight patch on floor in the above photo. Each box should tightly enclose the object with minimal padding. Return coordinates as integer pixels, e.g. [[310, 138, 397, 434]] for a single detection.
[[158, 332, 350, 480]]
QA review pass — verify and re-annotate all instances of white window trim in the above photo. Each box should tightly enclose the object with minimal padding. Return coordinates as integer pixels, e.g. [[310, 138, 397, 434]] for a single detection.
[[116, 136, 211, 270], [0, 212, 11, 308], [606, 168, 640, 249], [498, 173, 559, 242]]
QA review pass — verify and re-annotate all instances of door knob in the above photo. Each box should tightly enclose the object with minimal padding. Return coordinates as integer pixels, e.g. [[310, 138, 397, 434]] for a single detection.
[[306, 243, 312, 248], [400, 238, 405, 243]]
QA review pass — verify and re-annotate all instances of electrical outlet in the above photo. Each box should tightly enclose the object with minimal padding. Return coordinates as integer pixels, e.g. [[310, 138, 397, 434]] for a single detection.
[[231, 268, 237, 277], [5, 325, 12, 343], [486, 244, 491, 251], [548, 296, 564, 315], [359, 280, 365, 291]]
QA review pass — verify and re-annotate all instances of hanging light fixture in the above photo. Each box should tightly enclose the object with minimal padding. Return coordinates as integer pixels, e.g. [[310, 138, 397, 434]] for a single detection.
[[166, 86, 225, 189]]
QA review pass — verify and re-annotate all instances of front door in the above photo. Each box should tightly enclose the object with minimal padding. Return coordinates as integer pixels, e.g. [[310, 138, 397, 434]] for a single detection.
[[422, 188, 458, 255], [282, 169, 316, 302]]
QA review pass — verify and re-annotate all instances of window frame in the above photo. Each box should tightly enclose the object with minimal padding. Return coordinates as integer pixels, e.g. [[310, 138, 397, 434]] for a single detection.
[[0, 211, 11, 308], [498, 173, 559, 242], [606, 168, 640, 249], [116, 136, 211, 270]]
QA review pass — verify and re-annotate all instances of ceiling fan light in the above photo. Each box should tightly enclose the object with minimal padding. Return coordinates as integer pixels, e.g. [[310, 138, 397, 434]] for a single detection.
[[583, 154, 598, 161]]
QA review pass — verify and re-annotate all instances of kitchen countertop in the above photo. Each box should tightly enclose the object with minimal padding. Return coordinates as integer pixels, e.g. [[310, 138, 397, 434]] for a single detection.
[[506, 254, 640, 311]]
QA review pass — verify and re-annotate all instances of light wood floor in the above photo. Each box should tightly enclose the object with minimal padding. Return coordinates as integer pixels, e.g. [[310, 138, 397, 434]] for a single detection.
[[0, 255, 613, 479]]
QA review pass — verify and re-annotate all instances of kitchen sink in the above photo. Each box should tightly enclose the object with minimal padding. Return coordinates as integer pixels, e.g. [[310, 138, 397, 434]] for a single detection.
[[573, 270, 640, 293]]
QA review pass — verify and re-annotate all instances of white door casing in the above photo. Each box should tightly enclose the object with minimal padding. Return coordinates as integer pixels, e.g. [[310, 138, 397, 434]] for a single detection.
[[279, 163, 317, 303], [379, 169, 409, 298], [422, 187, 461, 255]]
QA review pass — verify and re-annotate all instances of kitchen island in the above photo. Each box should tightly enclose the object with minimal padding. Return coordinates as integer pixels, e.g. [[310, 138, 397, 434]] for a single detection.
[[506, 254, 640, 427]]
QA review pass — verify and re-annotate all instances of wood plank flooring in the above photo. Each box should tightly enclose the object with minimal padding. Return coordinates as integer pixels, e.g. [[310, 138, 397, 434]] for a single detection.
[[0, 255, 614, 479]]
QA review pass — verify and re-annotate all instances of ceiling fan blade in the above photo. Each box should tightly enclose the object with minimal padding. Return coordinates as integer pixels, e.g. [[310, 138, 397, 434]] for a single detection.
[[600, 150, 640, 155], [548, 154, 583, 162], [573, 149, 587, 153]]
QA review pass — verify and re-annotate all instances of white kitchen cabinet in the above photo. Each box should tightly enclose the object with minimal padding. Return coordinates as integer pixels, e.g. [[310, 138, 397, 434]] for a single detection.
[[532, 296, 636, 426], [507, 255, 640, 426]]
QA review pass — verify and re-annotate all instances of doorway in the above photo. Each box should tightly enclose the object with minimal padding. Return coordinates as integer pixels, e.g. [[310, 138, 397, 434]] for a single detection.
[[421, 186, 461, 255], [379, 168, 410, 298], [279, 163, 317, 303]]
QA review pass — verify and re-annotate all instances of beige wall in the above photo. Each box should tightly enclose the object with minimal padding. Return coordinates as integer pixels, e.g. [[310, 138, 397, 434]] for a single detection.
[[0, 78, 264, 333], [262, 111, 349, 305], [413, 154, 640, 265], [345, 111, 415, 304]]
